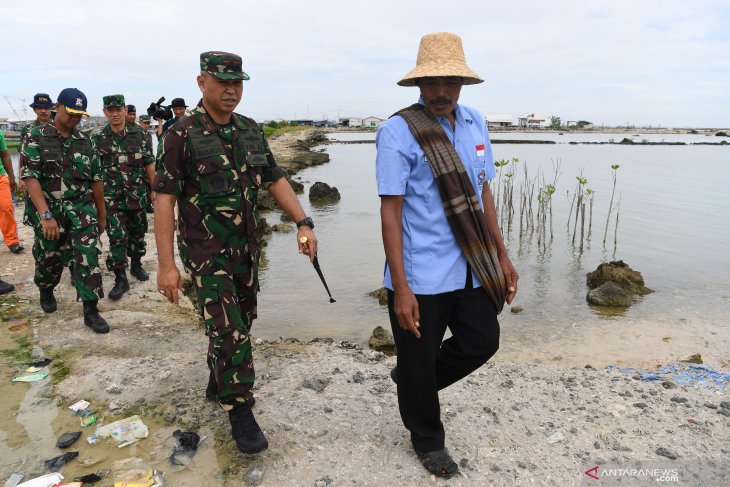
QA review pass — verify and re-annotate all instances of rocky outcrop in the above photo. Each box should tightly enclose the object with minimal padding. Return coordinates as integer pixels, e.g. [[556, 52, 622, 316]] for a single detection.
[[309, 182, 341, 204], [715, 131, 728, 137], [368, 326, 396, 355], [586, 261, 653, 307], [368, 287, 388, 306]]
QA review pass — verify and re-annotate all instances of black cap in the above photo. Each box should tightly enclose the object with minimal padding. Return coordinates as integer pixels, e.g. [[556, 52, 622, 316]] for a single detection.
[[30, 93, 54, 109], [126, 104, 136, 113], [170, 98, 187, 108]]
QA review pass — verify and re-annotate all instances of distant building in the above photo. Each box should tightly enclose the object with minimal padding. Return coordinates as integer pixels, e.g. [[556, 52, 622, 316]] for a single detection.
[[362, 116, 385, 128], [341, 117, 363, 128], [291, 119, 315, 126], [486, 114, 513, 128], [518, 112, 548, 128]]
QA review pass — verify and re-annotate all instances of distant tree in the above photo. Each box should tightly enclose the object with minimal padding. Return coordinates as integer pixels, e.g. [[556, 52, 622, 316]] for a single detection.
[[549, 116, 562, 129]]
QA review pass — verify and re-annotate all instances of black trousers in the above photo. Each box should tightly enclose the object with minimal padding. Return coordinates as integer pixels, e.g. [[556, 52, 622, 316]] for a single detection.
[[387, 286, 500, 452]]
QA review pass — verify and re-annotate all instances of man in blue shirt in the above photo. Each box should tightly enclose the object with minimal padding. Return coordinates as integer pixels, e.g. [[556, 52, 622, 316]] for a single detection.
[[376, 32, 519, 478]]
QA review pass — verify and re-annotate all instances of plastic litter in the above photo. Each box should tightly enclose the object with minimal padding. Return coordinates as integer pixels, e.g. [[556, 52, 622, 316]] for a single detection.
[[44, 451, 79, 471], [11, 373, 48, 383], [56, 483, 82, 487], [28, 358, 52, 368], [88, 415, 149, 447], [16, 473, 63, 487], [4, 473, 23, 487], [111, 458, 164, 487], [56, 431, 82, 449], [170, 430, 201, 466], [81, 414, 98, 427], [608, 363, 730, 389], [73, 469, 110, 484], [69, 400, 90, 412]]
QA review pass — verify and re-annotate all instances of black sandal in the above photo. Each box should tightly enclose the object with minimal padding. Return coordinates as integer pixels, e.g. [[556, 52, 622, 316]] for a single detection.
[[416, 448, 458, 478]]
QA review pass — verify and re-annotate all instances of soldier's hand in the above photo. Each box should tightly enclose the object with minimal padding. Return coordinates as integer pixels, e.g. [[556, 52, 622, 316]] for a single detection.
[[158, 266, 183, 305], [18, 179, 26, 194], [297, 227, 317, 263], [41, 218, 60, 240]]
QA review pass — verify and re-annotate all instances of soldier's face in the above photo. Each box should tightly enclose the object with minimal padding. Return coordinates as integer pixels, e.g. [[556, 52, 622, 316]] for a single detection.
[[126, 112, 136, 124], [198, 73, 242, 115], [103, 106, 127, 130], [172, 107, 186, 119], [33, 107, 52, 124], [54, 105, 82, 131]]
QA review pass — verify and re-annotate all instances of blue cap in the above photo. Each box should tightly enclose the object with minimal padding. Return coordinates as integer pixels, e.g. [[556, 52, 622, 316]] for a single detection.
[[57, 88, 88, 116], [126, 104, 136, 112], [30, 93, 54, 109]]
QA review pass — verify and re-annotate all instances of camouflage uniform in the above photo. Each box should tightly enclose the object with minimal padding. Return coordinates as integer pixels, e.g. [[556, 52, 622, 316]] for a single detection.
[[92, 96, 155, 270], [21, 123, 104, 300], [154, 99, 285, 408]]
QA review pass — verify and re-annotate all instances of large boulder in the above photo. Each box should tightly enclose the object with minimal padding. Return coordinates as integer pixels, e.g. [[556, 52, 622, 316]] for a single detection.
[[586, 260, 653, 296], [368, 326, 396, 356], [586, 260, 653, 307], [309, 182, 341, 204]]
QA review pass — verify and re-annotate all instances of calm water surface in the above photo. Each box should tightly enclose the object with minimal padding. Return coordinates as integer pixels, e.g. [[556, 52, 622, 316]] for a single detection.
[[256, 131, 730, 351]]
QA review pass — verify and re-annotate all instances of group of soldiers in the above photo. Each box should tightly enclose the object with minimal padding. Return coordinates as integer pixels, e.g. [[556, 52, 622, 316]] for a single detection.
[[18, 90, 160, 333], [11, 37, 516, 477]]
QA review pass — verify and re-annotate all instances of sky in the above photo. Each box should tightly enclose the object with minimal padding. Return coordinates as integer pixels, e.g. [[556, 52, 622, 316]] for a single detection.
[[3, 0, 729, 128]]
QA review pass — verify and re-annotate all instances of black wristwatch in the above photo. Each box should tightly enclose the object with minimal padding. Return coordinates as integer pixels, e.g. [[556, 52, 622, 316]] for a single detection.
[[296, 217, 314, 229], [41, 210, 53, 221]]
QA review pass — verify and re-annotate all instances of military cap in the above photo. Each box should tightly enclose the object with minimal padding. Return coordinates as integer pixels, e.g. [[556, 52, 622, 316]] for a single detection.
[[103, 94, 126, 108], [139, 114, 151, 122], [57, 88, 89, 116], [200, 51, 250, 80], [126, 104, 136, 113], [30, 93, 53, 109]]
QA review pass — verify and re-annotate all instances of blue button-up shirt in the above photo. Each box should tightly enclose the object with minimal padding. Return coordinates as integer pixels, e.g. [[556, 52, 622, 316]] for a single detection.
[[375, 99, 496, 294]]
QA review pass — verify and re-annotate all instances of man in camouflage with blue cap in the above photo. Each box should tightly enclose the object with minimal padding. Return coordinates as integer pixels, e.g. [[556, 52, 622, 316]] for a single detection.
[[92, 95, 156, 300], [21, 88, 110, 333], [154, 51, 318, 454]]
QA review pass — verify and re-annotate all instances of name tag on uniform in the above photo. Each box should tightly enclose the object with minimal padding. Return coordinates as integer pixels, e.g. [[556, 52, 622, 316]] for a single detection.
[[475, 144, 485, 157]]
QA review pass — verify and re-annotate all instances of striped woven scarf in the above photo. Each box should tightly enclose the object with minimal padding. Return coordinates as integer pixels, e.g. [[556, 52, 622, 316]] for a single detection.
[[396, 103, 507, 313]]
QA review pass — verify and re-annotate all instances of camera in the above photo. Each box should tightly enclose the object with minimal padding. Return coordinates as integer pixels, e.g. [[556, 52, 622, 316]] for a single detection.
[[146, 97, 173, 121]]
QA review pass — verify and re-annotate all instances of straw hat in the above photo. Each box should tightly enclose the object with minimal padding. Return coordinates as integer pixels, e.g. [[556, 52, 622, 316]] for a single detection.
[[398, 32, 484, 87]]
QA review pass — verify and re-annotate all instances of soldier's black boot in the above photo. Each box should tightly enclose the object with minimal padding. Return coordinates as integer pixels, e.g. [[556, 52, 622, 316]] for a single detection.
[[0, 278, 14, 295], [39, 288, 57, 313], [229, 403, 268, 454], [206, 371, 218, 401], [129, 257, 149, 281], [108, 269, 130, 300], [82, 300, 110, 334]]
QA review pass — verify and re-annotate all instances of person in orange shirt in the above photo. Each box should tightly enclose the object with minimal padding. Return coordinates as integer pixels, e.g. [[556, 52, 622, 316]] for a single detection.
[[0, 130, 24, 254]]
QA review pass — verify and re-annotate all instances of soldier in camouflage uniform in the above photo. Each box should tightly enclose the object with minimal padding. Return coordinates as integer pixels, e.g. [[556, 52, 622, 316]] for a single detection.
[[21, 88, 109, 333], [92, 95, 156, 300], [154, 51, 318, 455], [18, 93, 55, 195]]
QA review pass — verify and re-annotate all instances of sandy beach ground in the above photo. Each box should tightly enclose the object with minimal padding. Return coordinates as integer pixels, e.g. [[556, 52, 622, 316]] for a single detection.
[[1, 129, 728, 486]]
